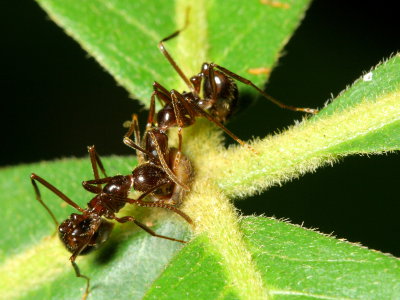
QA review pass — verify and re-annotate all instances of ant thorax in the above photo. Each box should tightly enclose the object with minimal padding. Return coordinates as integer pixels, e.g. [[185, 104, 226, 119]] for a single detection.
[[87, 175, 133, 216]]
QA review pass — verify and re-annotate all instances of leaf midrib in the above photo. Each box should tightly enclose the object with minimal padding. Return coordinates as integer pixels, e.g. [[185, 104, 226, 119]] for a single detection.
[[206, 90, 400, 197], [174, 2, 270, 298]]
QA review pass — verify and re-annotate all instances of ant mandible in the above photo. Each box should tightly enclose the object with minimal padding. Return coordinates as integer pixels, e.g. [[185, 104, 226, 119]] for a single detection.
[[150, 15, 318, 153], [31, 145, 192, 300]]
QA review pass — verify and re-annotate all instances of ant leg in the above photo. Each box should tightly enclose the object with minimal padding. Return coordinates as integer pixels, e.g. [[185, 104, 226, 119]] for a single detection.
[[210, 63, 319, 114], [177, 127, 183, 155], [82, 177, 115, 194], [183, 96, 259, 154], [123, 112, 164, 165], [113, 216, 188, 243], [190, 73, 202, 95], [132, 115, 142, 147], [123, 136, 155, 162], [169, 89, 258, 154], [87, 145, 108, 190], [30, 174, 59, 229], [146, 92, 158, 131], [148, 131, 190, 191], [150, 82, 175, 131], [208, 62, 218, 102], [127, 197, 193, 225], [124, 114, 145, 163], [69, 220, 102, 300], [169, 91, 192, 163], [31, 173, 85, 218], [70, 254, 90, 300], [148, 87, 176, 128], [158, 9, 195, 94], [153, 82, 173, 106], [135, 181, 169, 201]]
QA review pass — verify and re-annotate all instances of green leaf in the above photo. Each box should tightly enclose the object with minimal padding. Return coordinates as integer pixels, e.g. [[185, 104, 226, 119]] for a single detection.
[[3, 154, 399, 299], [0, 157, 191, 300], [205, 54, 400, 198], [35, 0, 311, 104], [146, 217, 400, 299], [5, 0, 399, 299], [316, 54, 400, 154]]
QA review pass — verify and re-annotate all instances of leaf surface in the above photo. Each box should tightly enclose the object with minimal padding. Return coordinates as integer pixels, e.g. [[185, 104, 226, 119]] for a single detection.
[[0, 157, 191, 300], [207, 55, 400, 198], [145, 217, 400, 299], [35, 0, 311, 104], [5, 0, 316, 298], [5, 0, 399, 299]]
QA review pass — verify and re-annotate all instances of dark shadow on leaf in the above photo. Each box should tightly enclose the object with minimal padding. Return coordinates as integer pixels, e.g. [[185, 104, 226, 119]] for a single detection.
[[94, 233, 122, 265], [93, 206, 157, 265]]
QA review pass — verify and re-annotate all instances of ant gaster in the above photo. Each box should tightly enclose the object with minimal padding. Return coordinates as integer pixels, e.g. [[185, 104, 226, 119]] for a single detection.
[[123, 111, 194, 206], [150, 16, 318, 153], [31, 145, 192, 300]]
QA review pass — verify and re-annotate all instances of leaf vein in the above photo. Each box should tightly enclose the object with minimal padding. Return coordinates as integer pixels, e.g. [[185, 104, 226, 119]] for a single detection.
[[100, 1, 160, 42], [270, 289, 356, 300]]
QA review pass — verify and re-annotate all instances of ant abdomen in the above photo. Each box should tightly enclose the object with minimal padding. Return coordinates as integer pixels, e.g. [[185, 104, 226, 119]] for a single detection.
[[167, 148, 194, 206]]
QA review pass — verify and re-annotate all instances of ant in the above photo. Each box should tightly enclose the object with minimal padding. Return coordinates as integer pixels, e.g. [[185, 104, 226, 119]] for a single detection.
[[123, 110, 194, 206], [149, 15, 318, 153], [30, 145, 193, 300]]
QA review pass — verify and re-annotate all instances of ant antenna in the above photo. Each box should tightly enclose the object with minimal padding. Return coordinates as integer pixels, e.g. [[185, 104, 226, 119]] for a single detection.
[[212, 63, 319, 114], [158, 8, 193, 92]]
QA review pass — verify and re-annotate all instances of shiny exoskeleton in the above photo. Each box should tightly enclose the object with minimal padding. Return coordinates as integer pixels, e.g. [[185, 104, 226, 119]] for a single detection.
[[31, 146, 192, 300], [150, 18, 318, 152], [123, 112, 194, 206]]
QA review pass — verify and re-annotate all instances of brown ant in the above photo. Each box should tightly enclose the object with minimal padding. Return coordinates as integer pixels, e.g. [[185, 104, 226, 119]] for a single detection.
[[30, 145, 193, 300], [123, 110, 194, 206], [150, 17, 318, 152]]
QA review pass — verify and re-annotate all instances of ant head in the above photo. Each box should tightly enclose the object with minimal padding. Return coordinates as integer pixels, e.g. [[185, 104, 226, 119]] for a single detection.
[[144, 129, 169, 163], [157, 91, 196, 131], [199, 64, 238, 123], [157, 104, 177, 131], [199, 63, 233, 104], [59, 213, 113, 255], [132, 163, 172, 193]]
